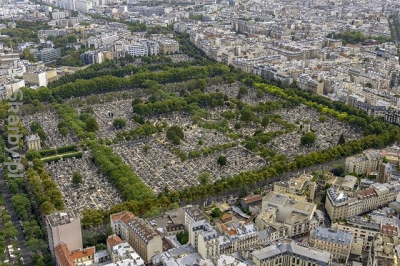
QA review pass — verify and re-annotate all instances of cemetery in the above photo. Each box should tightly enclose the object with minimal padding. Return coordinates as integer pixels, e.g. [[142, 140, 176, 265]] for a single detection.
[[19, 79, 363, 202], [21, 111, 76, 148], [45, 156, 122, 212], [113, 139, 265, 193]]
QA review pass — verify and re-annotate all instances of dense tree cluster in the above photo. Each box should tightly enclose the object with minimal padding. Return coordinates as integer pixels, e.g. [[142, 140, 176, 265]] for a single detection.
[[56, 104, 97, 140], [22, 64, 230, 102], [166, 125, 184, 145], [113, 118, 127, 129], [328, 31, 393, 44], [89, 142, 156, 201], [300, 132, 317, 146], [26, 159, 65, 215]]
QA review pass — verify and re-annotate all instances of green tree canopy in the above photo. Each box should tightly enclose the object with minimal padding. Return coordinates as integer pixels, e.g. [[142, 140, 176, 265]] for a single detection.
[[85, 117, 99, 132], [217, 155, 227, 167], [113, 118, 127, 129], [300, 132, 316, 146], [166, 125, 184, 145], [338, 133, 346, 145], [72, 172, 83, 185], [25, 149, 41, 161], [198, 172, 211, 185]]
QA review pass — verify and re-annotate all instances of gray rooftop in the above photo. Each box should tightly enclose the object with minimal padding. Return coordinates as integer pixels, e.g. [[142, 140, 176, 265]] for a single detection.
[[310, 227, 353, 246], [252, 241, 331, 265]]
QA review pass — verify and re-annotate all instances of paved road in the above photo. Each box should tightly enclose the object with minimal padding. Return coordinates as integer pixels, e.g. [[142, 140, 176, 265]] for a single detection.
[[0, 168, 33, 266]]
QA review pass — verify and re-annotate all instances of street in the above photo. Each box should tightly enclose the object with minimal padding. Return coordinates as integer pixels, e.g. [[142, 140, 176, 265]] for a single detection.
[[0, 168, 33, 266]]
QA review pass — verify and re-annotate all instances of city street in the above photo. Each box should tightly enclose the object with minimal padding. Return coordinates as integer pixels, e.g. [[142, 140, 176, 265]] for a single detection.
[[0, 167, 33, 266]]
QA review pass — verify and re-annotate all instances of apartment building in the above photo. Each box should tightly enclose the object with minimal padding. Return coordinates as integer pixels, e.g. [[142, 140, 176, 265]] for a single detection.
[[345, 149, 382, 176], [367, 234, 400, 266], [106, 239, 144, 265], [297, 74, 324, 94], [34, 48, 62, 63], [385, 107, 400, 126], [0, 53, 19, 66], [46, 210, 83, 258], [141, 40, 160, 56], [188, 219, 261, 259], [309, 227, 353, 264], [80, 50, 112, 65], [325, 182, 400, 221], [256, 192, 319, 238], [38, 29, 67, 39], [248, 241, 332, 266], [54, 244, 95, 266], [23, 68, 57, 87], [184, 205, 208, 227], [110, 211, 135, 241], [127, 43, 148, 57], [332, 217, 380, 250], [3, 78, 25, 98], [157, 39, 179, 54], [127, 217, 163, 263]]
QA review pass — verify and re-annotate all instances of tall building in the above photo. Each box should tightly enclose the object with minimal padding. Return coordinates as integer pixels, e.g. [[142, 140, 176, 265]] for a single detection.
[[46, 210, 83, 258], [184, 205, 208, 227], [127, 43, 148, 57], [309, 227, 353, 264], [34, 48, 62, 63], [127, 217, 163, 263], [345, 150, 382, 175]]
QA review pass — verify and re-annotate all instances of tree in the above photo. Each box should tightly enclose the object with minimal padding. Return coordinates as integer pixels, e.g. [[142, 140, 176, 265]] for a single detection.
[[59, 127, 69, 136], [72, 172, 83, 185], [240, 108, 254, 124], [210, 207, 223, 218], [30, 121, 41, 132], [338, 133, 346, 145], [113, 118, 127, 129], [256, 89, 264, 99], [245, 140, 258, 151], [300, 132, 316, 146], [261, 116, 270, 128], [25, 150, 41, 161], [217, 155, 227, 167], [22, 48, 35, 62], [176, 231, 189, 245], [39, 201, 56, 215], [166, 125, 184, 145], [85, 117, 99, 132], [237, 86, 248, 99], [198, 172, 211, 185], [318, 115, 327, 123]]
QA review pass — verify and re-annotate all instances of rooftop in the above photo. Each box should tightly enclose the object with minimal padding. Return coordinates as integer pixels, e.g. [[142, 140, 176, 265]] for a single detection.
[[311, 227, 353, 247], [46, 210, 79, 228], [252, 241, 331, 265]]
